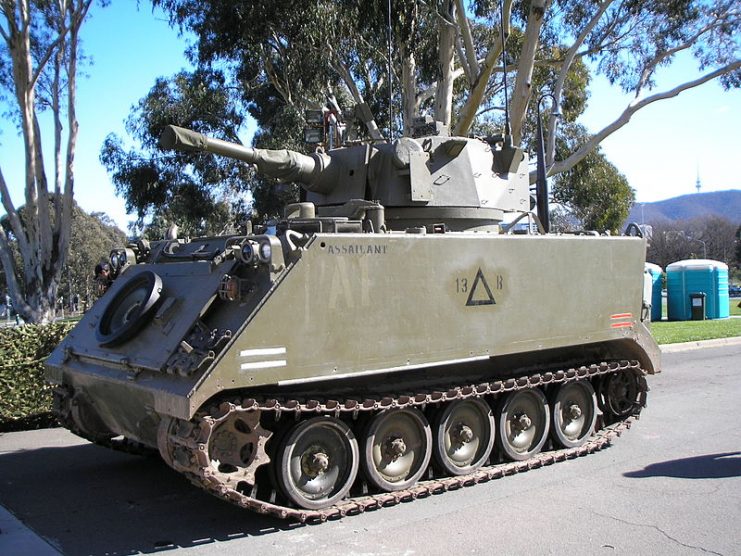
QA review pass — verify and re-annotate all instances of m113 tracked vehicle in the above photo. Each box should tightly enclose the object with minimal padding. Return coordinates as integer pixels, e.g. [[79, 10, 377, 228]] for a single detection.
[[46, 122, 660, 521]]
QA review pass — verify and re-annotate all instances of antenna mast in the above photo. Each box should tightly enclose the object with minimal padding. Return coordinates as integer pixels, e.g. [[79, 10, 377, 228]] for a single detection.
[[387, 0, 394, 139], [489, 0, 523, 176]]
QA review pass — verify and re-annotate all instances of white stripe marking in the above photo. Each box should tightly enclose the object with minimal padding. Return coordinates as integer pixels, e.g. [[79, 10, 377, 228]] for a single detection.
[[278, 355, 491, 386], [240, 360, 287, 371], [239, 347, 286, 358]]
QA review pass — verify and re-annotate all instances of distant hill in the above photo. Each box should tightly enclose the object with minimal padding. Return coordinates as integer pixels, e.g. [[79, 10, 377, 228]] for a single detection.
[[626, 190, 741, 224]]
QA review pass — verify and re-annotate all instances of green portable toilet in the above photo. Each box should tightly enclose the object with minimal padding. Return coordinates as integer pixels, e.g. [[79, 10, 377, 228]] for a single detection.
[[666, 259, 729, 320], [645, 263, 663, 322]]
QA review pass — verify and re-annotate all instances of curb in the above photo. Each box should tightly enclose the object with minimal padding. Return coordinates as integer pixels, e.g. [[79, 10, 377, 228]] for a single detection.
[[660, 336, 741, 353], [0, 505, 61, 556]]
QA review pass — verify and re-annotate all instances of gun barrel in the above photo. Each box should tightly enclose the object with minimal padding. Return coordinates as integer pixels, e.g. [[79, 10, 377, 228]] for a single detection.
[[160, 125, 257, 163], [160, 125, 332, 191]]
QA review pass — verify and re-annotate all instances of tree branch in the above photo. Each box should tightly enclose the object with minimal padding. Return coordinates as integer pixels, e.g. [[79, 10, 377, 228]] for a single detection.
[[53, 0, 90, 286], [261, 47, 291, 104], [546, 61, 741, 181], [0, 166, 30, 257], [510, 0, 550, 144], [453, 0, 513, 136], [434, 0, 456, 126], [454, 0, 477, 83], [634, 17, 730, 96], [33, 113, 53, 271], [400, 43, 418, 135], [0, 227, 33, 317], [547, 0, 614, 165], [328, 53, 384, 140]]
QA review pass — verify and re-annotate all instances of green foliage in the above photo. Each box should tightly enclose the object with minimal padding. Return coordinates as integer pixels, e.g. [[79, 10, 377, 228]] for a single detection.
[[0, 323, 73, 432], [552, 126, 635, 233], [99, 69, 251, 235], [59, 208, 127, 306], [103, 1, 738, 231], [651, 317, 741, 345]]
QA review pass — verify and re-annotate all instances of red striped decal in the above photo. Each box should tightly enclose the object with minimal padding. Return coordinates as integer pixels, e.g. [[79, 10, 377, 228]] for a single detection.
[[610, 313, 633, 320], [611, 322, 634, 329]]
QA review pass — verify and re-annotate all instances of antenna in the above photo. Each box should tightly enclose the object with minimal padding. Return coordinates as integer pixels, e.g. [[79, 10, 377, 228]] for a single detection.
[[490, 0, 523, 175], [387, 0, 394, 139], [499, 0, 511, 138]]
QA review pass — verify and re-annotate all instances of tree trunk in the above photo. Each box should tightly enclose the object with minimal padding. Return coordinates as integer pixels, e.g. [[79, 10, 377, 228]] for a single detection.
[[509, 0, 549, 145], [400, 43, 417, 136], [453, 0, 512, 137], [0, 0, 94, 324], [434, 1, 456, 128]]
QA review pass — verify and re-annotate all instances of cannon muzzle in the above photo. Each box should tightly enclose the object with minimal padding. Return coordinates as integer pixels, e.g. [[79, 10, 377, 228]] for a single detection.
[[160, 125, 337, 193]]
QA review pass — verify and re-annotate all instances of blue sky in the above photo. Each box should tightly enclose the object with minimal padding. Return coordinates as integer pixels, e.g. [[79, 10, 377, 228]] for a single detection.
[[0, 2, 739, 231]]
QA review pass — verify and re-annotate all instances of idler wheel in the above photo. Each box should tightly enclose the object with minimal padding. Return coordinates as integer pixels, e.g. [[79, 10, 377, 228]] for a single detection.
[[433, 399, 495, 475], [361, 408, 432, 491], [497, 389, 550, 461], [276, 417, 359, 510], [600, 370, 641, 418], [550, 381, 597, 448], [96, 270, 162, 347]]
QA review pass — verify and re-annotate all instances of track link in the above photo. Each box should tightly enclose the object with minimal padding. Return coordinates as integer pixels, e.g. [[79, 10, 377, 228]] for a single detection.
[[158, 360, 648, 523]]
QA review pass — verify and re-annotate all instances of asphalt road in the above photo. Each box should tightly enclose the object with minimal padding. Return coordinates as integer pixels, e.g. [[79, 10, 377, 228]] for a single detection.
[[1, 344, 740, 556]]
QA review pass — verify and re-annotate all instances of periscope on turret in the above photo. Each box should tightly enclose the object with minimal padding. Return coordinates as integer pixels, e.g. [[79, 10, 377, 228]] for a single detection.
[[46, 118, 660, 521]]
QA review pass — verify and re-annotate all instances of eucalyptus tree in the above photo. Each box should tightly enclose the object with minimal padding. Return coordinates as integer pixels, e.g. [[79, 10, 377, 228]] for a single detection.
[[551, 139, 635, 233], [0, 0, 103, 323], [155, 0, 739, 170], [100, 69, 252, 235], [109, 0, 738, 225]]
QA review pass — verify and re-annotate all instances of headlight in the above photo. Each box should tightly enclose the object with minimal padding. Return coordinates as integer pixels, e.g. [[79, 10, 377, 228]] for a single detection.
[[258, 241, 272, 263], [109, 248, 136, 274], [239, 240, 258, 264]]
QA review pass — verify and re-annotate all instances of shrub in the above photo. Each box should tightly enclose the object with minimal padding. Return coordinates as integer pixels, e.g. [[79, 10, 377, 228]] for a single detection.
[[0, 323, 74, 432]]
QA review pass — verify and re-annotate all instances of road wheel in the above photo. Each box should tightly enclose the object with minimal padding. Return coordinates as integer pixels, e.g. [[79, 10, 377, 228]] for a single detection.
[[362, 408, 432, 491], [433, 399, 495, 475], [550, 381, 597, 448], [276, 416, 359, 510], [96, 270, 162, 347], [497, 389, 550, 461]]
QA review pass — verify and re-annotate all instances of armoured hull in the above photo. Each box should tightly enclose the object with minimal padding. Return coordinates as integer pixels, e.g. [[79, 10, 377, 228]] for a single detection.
[[46, 125, 659, 519], [47, 232, 657, 432], [46, 229, 659, 518]]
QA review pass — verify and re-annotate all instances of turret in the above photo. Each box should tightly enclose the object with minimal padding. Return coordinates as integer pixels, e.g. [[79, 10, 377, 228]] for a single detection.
[[160, 124, 531, 232]]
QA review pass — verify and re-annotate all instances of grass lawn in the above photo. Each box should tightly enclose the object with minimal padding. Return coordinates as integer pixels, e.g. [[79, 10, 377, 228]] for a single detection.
[[731, 299, 741, 316], [652, 297, 741, 344]]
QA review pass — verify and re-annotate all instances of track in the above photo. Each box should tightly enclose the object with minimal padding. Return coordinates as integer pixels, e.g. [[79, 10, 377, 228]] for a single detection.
[[156, 360, 648, 523]]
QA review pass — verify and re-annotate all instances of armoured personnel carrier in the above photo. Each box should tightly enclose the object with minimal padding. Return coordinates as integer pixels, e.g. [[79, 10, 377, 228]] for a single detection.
[[46, 122, 660, 521]]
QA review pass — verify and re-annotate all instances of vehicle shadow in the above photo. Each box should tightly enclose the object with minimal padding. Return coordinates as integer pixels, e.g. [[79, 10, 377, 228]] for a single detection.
[[0, 440, 301, 555], [624, 452, 741, 480]]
